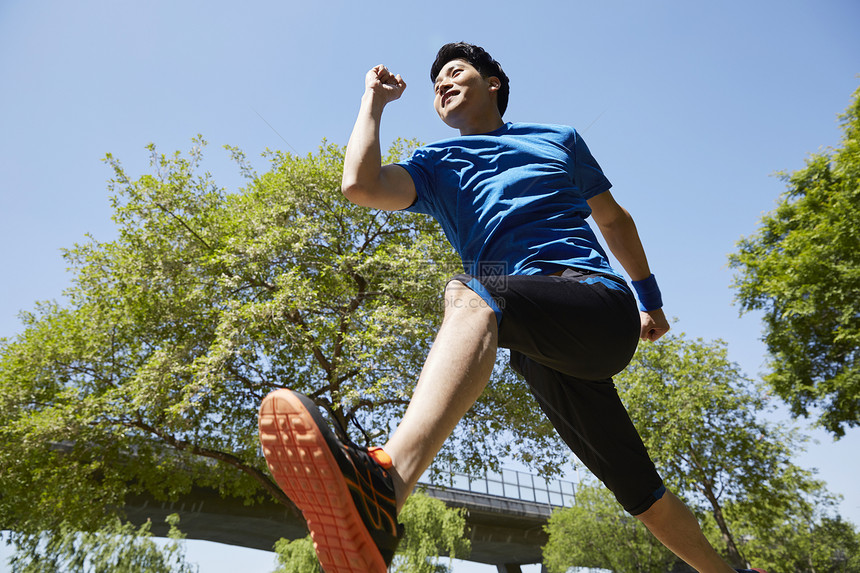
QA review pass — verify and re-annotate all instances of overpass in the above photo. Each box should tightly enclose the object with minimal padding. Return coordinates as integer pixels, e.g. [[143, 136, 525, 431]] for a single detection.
[[125, 467, 576, 572]]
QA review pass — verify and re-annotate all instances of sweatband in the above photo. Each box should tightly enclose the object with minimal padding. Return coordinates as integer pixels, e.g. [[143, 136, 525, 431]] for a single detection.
[[631, 274, 663, 312]]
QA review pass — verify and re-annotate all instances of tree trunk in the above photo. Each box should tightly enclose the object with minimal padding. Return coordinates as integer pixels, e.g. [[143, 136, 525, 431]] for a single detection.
[[686, 450, 747, 568], [702, 485, 745, 568]]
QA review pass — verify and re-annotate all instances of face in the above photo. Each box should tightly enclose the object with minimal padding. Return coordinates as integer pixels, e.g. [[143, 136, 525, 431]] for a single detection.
[[433, 59, 499, 128]]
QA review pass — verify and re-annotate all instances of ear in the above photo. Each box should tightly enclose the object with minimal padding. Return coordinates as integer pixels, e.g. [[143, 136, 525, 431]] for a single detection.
[[487, 76, 501, 91]]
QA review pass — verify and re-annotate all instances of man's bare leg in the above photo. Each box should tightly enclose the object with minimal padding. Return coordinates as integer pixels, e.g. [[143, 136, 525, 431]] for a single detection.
[[383, 280, 498, 511], [636, 490, 736, 573]]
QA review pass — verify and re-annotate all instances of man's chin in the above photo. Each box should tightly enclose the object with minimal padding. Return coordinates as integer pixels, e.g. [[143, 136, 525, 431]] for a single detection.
[[437, 111, 463, 131]]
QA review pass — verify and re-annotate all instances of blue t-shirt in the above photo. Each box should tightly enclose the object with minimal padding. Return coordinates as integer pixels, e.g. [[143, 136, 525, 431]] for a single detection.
[[397, 121, 621, 279]]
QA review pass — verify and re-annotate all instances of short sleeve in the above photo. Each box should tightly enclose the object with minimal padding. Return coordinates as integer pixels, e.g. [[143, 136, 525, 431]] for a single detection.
[[396, 147, 437, 214], [569, 129, 612, 199]]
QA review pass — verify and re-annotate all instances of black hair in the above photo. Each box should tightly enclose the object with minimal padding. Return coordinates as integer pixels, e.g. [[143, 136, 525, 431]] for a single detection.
[[430, 42, 510, 117]]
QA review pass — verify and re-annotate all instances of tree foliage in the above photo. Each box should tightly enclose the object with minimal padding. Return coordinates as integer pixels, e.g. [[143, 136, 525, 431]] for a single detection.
[[545, 333, 857, 571], [4, 514, 197, 573], [391, 491, 470, 573], [617, 334, 822, 567], [543, 481, 676, 573], [0, 138, 562, 537], [271, 536, 320, 573], [729, 85, 860, 436], [734, 510, 860, 572]]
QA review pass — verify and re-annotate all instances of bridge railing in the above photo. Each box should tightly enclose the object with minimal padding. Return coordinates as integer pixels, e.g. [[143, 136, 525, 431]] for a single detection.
[[421, 467, 577, 509]]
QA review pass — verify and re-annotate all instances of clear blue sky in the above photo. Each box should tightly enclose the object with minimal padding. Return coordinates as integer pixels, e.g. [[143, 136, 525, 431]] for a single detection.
[[1, 1, 858, 571]]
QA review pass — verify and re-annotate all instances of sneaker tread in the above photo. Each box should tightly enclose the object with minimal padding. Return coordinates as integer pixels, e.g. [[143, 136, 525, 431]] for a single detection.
[[259, 389, 389, 573]]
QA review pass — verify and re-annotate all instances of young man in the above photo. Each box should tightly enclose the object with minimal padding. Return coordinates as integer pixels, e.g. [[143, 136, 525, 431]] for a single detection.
[[258, 43, 764, 573]]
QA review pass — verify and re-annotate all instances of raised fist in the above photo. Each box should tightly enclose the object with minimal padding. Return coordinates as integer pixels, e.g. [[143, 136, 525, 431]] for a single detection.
[[365, 64, 407, 104]]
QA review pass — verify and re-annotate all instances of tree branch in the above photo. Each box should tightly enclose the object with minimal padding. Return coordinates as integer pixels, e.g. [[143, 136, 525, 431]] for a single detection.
[[154, 201, 214, 252], [127, 416, 295, 510], [284, 308, 333, 377]]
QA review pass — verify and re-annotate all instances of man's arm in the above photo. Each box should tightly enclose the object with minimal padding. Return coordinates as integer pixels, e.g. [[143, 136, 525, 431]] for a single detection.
[[342, 65, 417, 211], [587, 190, 670, 341]]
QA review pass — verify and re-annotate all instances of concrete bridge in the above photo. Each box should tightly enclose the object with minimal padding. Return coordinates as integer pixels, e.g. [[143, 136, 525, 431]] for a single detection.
[[125, 467, 576, 572]]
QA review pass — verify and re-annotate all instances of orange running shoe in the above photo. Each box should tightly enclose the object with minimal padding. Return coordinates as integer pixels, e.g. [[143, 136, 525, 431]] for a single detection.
[[258, 389, 403, 573]]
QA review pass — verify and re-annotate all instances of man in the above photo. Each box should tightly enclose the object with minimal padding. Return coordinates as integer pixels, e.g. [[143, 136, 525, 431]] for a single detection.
[[258, 43, 765, 573]]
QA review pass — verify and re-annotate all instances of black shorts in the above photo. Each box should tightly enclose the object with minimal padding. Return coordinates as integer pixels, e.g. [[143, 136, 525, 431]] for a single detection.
[[451, 268, 666, 515]]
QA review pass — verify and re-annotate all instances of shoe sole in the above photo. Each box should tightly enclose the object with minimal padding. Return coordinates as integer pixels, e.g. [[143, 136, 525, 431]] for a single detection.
[[258, 389, 388, 573]]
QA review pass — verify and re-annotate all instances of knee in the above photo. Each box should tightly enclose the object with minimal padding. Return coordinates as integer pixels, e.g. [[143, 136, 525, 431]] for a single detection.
[[625, 483, 668, 517]]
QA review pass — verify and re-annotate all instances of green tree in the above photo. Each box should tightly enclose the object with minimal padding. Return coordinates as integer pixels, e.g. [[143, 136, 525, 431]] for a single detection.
[[391, 491, 470, 573], [616, 333, 845, 568], [0, 138, 562, 538], [729, 85, 860, 437], [271, 536, 320, 573], [544, 333, 858, 571], [543, 481, 676, 573], [735, 511, 860, 572], [4, 514, 197, 573]]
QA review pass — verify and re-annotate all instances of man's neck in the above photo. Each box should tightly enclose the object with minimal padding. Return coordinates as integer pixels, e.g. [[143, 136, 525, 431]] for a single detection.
[[457, 115, 505, 136]]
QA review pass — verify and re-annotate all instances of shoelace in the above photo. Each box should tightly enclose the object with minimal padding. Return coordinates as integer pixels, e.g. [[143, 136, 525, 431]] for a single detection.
[[318, 400, 369, 448], [317, 398, 388, 469]]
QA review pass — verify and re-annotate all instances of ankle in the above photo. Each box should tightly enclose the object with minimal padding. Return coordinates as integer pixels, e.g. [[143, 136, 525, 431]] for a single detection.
[[388, 464, 410, 514], [372, 446, 411, 514]]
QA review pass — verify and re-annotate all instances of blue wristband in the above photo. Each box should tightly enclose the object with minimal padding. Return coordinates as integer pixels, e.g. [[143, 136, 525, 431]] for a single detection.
[[632, 274, 663, 312]]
